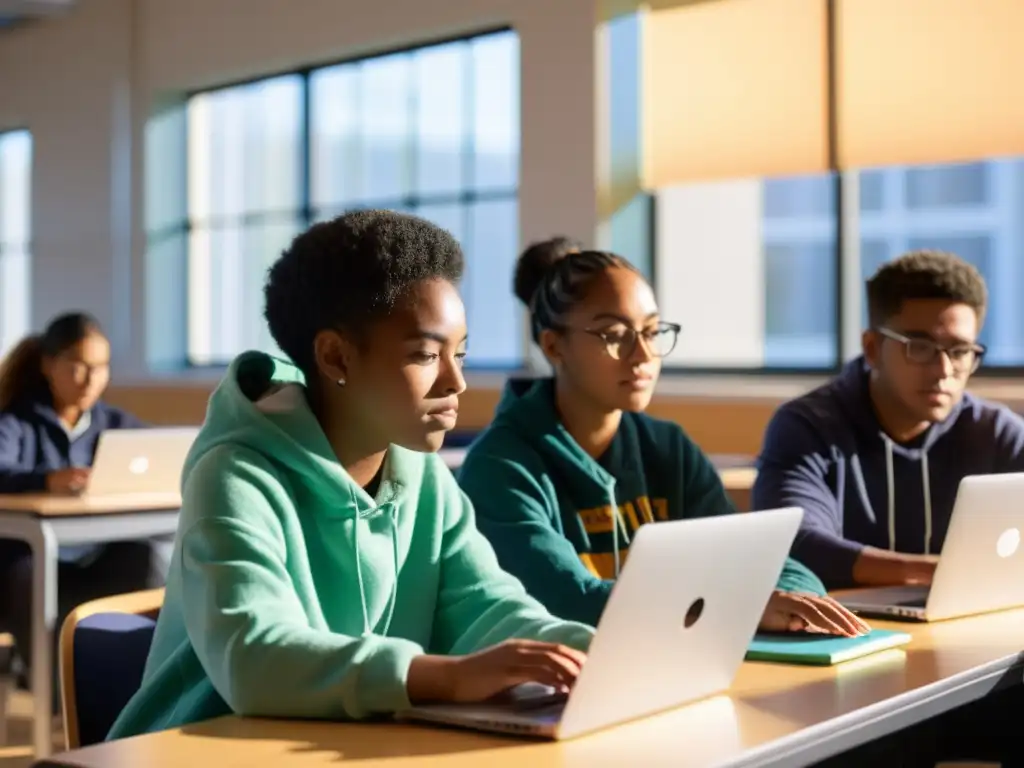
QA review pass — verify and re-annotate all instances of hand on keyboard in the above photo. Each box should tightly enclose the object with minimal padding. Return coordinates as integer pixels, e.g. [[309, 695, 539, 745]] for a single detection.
[[407, 640, 587, 705]]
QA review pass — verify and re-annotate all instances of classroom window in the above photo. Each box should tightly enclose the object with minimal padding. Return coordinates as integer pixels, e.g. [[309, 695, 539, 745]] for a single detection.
[[183, 29, 520, 368], [654, 157, 1024, 372], [655, 173, 839, 370], [857, 157, 1024, 366], [0, 130, 32, 356]]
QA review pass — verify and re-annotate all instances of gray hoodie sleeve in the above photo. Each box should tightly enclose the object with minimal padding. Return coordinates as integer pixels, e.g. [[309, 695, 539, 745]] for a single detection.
[[753, 406, 864, 589]]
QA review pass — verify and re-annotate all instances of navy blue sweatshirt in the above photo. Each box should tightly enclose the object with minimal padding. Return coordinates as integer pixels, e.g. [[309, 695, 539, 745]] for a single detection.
[[0, 394, 145, 563], [752, 357, 1024, 589], [0, 394, 143, 493]]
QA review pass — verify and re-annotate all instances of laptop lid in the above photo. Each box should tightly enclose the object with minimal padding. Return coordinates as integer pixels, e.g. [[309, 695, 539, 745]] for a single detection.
[[87, 427, 198, 495], [924, 472, 1024, 621], [554, 507, 803, 739]]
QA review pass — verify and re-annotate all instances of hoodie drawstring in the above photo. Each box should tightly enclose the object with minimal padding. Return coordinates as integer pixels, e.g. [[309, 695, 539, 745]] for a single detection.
[[881, 435, 933, 555], [921, 451, 933, 555], [607, 482, 630, 577], [352, 499, 400, 638], [884, 438, 896, 551]]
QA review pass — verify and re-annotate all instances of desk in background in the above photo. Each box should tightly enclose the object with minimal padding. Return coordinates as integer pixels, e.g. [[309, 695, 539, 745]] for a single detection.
[[0, 492, 181, 758], [37, 607, 1024, 767], [720, 467, 757, 511]]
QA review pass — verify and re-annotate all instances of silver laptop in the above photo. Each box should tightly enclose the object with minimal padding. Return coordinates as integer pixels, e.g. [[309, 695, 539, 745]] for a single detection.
[[839, 473, 1024, 622], [398, 507, 803, 740], [86, 428, 198, 495]]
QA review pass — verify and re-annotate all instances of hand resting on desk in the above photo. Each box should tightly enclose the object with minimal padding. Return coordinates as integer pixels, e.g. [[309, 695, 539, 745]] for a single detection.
[[46, 466, 90, 495], [758, 591, 871, 637]]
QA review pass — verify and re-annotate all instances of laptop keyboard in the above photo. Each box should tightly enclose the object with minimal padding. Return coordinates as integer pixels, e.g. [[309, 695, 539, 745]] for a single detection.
[[896, 596, 927, 608]]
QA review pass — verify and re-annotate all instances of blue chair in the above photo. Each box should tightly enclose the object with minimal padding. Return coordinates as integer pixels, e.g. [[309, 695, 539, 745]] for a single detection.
[[58, 589, 163, 748]]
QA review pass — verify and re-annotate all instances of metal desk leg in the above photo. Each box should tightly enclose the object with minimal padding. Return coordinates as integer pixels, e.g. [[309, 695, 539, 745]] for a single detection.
[[30, 521, 57, 757]]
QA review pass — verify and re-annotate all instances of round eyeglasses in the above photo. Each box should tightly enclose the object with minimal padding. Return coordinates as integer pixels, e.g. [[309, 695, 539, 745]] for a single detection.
[[580, 322, 682, 361]]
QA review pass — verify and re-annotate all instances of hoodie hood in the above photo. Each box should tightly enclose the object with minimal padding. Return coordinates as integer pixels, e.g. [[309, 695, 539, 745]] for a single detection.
[[184, 351, 407, 514], [184, 351, 406, 635], [492, 377, 632, 574], [493, 377, 621, 490]]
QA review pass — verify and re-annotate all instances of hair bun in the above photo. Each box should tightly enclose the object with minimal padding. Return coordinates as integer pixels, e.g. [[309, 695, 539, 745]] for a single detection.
[[513, 236, 584, 307]]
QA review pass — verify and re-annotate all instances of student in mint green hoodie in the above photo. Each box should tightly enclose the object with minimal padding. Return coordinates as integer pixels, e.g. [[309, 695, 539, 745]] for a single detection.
[[107, 212, 593, 740], [459, 239, 869, 636]]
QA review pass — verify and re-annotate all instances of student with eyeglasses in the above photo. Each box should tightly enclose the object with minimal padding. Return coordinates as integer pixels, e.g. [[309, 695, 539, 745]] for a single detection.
[[753, 250, 1024, 591], [458, 238, 868, 636]]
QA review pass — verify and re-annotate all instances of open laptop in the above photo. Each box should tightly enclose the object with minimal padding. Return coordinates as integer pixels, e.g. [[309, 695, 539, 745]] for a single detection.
[[86, 427, 198, 495], [398, 507, 803, 740], [839, 472, 1024, 622]]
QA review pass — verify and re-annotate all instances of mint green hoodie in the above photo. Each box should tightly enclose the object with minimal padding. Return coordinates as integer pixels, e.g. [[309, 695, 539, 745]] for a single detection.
[[459, 379, 826, 627], [108, 353, 593, 739]]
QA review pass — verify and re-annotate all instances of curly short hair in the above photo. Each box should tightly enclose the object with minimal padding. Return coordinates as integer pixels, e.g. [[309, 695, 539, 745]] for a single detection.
[[264, 209, 464, 376], [866, 250, 988, 328]]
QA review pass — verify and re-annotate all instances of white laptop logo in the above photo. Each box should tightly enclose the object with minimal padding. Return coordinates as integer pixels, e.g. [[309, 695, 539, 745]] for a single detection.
[[128, 456, 150, 475], [996, 528, 1020, 559]]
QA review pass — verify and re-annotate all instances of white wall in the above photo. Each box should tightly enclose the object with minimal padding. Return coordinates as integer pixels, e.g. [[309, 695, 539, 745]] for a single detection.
[[0, 0, 606, 378]]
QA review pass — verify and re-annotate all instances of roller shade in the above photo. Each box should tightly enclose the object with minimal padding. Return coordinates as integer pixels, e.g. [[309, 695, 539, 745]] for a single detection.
[[838, 0, 1024, 168], [640, 0, 829, 187]]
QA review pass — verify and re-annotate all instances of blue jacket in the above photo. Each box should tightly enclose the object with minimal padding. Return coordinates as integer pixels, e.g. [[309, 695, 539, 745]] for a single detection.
[[0, 394, 143, 493], [0, 393, 145, 563], [752, 357, 1024, 588]]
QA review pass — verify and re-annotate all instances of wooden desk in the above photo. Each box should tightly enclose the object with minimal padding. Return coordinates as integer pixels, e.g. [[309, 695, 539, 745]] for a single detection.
[[38, 608, 1024, 768], [0, 492, 181, 758], [720, 467, 757, 511]]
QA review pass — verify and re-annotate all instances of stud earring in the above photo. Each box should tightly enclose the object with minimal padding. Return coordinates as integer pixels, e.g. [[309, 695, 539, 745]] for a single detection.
[[336, 378, 346, 388]]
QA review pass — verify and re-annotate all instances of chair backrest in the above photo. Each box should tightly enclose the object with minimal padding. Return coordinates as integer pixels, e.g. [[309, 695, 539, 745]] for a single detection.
[[59, 588, 164, 749]]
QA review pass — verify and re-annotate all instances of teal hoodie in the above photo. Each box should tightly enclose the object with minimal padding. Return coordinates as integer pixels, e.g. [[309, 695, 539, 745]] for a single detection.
[[458, 379, 826, 627], [108, 354, 593, 739]]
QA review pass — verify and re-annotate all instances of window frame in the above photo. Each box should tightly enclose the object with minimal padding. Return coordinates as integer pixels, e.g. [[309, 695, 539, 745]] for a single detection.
[[172, 26, 520, 372], [654, 0, 1024, 377], [0, 127, 33, 356]]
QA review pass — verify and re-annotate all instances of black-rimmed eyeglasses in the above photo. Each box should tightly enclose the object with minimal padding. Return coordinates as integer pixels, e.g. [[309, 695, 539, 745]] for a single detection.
[[876, 327, 985, 375]]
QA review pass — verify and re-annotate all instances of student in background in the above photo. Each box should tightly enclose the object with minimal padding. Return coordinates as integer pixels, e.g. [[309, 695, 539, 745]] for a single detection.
[[458, 239, 868, 636], [0, 312, 167, 683], [752, 251, 1024, 590], [108, 211, 593, 740]]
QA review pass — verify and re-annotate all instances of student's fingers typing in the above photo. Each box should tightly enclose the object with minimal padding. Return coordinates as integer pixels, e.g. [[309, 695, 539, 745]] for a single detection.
[[509, 642, 585, 680], [503, 639, 586, 664], [442, 640, 588, 702]]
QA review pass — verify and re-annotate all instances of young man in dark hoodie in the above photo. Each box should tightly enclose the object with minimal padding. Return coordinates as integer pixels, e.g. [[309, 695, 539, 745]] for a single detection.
[[753, 250, 1024, 591], [458, 238, 868, 637]]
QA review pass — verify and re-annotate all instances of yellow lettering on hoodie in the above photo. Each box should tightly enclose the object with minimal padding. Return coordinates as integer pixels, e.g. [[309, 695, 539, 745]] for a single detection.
[[579, 506, 614, 534], [652, 498, 669, 521], [579, 549, 631, 579], [635, 496, 655, 524]]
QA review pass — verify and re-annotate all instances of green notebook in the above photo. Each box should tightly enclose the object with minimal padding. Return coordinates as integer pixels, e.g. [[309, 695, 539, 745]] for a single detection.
[[745, 629, 912, 666]]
